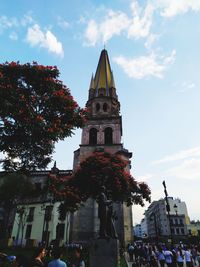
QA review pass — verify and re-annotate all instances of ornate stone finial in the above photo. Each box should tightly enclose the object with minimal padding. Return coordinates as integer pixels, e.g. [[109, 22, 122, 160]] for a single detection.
[[51, 161, 59, 174]]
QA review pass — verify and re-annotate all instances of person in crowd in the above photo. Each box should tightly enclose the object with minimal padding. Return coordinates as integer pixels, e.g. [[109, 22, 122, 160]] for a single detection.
[[184, 246, 193, 267], [163, 246, 173, 267], [71, 248, 85, 267], [14, 254, 30, 267], [171, 246, 177, 267], [48, 248, 67, 267], [31, 247, 46, 267], [176, 247, 184, 267], [191, 245, 197, 266], [157, 246, 165, 267], [128, 243, 134, 262], [134, 244, 139, 262], [196, 246, 200, 267], [148, 246, 158, 267]]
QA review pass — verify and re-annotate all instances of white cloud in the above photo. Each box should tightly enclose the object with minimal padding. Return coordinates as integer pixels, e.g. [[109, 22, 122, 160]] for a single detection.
[[130, 0, 142, 17], [84, 10, 130, 46], [57, 16, 69, 30], [9, 31, 18, 41], [145, 33, 159, 49], [152, 146, 200, 164], [20, 14, 34, 26], [128, 3, 154, 39], [0, 14, 34, 30], [101, 10, 130, 43], [166, 158, 200, 180], [137, 174, 153, 182], [178, 81, 196, 93], [153, 0, 200, 17], [26, 24, 64, 57], [84, 20, 99, 46], [84, 2, 155, 46], [113, 50, 175, 79], [81, 1, 159, 46], [83, 0, 200, 46], [0, 15, 18, 30]]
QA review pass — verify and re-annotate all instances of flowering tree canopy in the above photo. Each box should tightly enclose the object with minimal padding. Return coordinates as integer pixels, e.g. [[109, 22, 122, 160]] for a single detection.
[[0, 62, 86, 171], [0, 173, 34, 208], [49, 173, 84, 212], [72, 152, 151, 206], [49, 152, 151, 212]]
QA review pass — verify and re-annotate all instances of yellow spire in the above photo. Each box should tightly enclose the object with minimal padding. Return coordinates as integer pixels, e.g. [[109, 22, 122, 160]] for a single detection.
[[89, 74, 95, 89], [94, 49, 113, 94], [110, 71, 115, 88]]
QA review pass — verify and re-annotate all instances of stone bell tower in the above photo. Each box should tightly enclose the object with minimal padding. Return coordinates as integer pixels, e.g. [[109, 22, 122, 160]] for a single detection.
[[70, 49, 133, 245]]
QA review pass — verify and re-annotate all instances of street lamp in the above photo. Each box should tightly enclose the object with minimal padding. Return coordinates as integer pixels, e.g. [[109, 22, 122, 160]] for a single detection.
[[162, 180, 173, 243]]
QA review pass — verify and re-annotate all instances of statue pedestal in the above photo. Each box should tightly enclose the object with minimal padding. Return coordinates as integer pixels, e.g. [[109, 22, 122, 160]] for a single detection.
[[89, 239, 120, 267]]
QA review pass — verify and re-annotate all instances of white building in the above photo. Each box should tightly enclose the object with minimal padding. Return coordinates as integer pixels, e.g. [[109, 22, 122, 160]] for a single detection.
[[11, 168, 72, 247], [141, 217, 148, 238], [12, 201, 71, 247], [145, 197, 189, 240], [134, 224, 142, 238]]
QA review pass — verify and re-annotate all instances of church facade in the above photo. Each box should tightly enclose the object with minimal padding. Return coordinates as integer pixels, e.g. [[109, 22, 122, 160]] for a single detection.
[[70, 49, 133, 246], [7, 49, 133, 247]]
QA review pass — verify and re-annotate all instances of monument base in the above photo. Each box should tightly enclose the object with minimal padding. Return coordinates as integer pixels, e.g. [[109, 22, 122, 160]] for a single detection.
[[89, 239, 120, 267]]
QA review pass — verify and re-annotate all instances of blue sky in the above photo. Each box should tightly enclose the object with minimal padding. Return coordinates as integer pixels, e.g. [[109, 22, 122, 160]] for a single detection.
[[1, 0, 200, 223]]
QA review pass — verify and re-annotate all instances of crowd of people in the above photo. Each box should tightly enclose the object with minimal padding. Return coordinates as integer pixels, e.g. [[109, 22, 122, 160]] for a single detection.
[[0, 246, 86, 267], [127, 243, 200, 267]]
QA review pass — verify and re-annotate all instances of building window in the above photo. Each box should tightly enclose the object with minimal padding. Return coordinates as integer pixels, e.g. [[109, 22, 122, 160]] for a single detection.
[[56, 223, 65, 239], [25, 225, 32, 239], [175, 218, 178, 225], [171, 228, 175, 234], [96, 103, 100, 112], [103, 103, 108, 112], [104, 127, 113, 144], [27, 207, 35, 222], [176, 228, 180, 235], [181, 228, 185, 234], [35, 183, 41, 191], [89, 128, 98, 145], [45, 206, 53, 221]]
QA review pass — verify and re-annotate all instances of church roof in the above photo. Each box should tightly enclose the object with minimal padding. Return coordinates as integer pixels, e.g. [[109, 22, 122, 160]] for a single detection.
[[90, 49, 116, 95]]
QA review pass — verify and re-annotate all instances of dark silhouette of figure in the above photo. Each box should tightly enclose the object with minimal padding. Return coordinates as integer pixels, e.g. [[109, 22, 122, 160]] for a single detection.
[[98, 186, 111, 238], [106, 203, 118, 238]]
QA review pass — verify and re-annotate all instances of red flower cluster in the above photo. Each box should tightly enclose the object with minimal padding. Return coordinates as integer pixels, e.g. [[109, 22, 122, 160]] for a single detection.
[[0, 61, 86, 171], [48, 152, 151, 212]]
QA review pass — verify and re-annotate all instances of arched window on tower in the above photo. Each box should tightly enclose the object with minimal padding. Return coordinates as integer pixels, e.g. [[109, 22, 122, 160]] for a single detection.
[[104, 127, 113, 145], [103, 103, 108, 112], [89, 128, 98, 145], [96, 103, 100, 112]]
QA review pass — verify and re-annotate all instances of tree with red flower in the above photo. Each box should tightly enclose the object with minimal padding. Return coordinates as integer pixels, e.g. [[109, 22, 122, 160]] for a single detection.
[[0, 61, 86, 171], [72, 151, 151, 206], [49, 152, 151, 212]]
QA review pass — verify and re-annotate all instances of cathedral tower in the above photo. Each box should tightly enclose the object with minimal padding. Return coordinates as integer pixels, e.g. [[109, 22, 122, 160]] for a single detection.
[[71, 49, 133, 245]]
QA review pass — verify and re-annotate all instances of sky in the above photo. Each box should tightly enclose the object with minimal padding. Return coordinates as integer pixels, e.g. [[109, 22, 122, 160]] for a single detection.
[[1, 0, 200, 224]]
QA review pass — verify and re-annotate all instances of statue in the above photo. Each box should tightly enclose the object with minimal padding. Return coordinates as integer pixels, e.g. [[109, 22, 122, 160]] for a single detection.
[[98, 186, 117, 239], [106, 203, 118, 239]]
